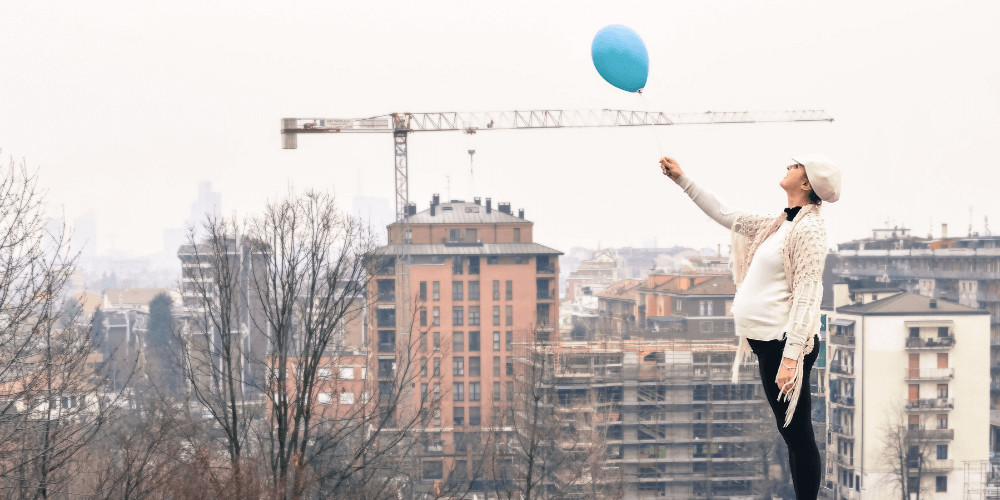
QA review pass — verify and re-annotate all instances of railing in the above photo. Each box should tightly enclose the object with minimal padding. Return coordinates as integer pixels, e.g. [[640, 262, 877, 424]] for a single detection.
[[905, 337, 955, 349], [829, 394, 855, 407], [918, 459, 955, 471], [828, 363, 854, 376], [828, 335, 856, 347], [910, 429, 955, 440], [905, 398, 953, 411], [905, 368, 954, 380], [828, 423, 854, 436], [834, 266, 1000, 280], [536, 264, 556, 274]]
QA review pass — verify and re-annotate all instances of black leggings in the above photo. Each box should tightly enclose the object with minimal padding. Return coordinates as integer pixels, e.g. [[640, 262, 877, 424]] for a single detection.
[[747, 334, 822, 500]]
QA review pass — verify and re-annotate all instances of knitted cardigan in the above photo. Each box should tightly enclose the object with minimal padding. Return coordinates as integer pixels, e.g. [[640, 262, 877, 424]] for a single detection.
[[729, 203, 827, 427]]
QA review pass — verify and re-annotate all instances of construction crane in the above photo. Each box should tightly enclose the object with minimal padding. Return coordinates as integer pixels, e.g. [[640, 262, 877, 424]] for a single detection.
[[280, 109, 833, 221]]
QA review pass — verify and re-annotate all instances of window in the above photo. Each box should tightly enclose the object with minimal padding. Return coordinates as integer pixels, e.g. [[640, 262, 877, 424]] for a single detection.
[[513, 228, 521, 242], [433, 408, 441, 426], [433, 358, 441, 377], [453, 407, 464, 425], [433, 307, 440, 326], [318, 366, 332, 380], [506, 331, 513, 351], [910, 327, 920, 338], [420, 332, 427, 352], [454, 432, 467, 453], [453, 357, 465, 377], [453, 306, 464, 326], [420, 307, 427, 327], [465, 228, 477, 242], [493, 381, 501, 401], [469, 406, 481, 426], [468, 257, 480, 274], [453, 332, 464, 352], [339, 392, 354, 405], [340, 367, 354, 380], [449, 229, 460, 242], [938, 415, 948, 429], [377, 307, 396, 327], [469, 356, 480, 377], [506, 358, 514, 376], [469, 331, 480, 351], [433, 281, 440, 300], [494, 356, 501, 376], [505, 280, 513, 300], [506, 381, 513, 401], [938, 326, 950, 337], [469, 382, 481, 401], [493, 306, 501, 326], [493, 331, 501, 351], [937, 384, 948, 399], [453, 257, 463, 274], [936, 476, 947, 492], [419, 281, 427, 301], [487, 256, 498, 265], [453, 281, 464, 301], [505, 306, 513, 326], [424, 460, 443, 480], [514, 256, 524, 264], [469, 281, 480, 300], [318, 392, 332, 405], [421, 383, 428, 402], [469, 306, 480, 326], [493, 280, 500, 300], [378, 330, 396, 352], [453, 383, 465, 402], [937, 444, 948, 459], [378, 359, 395, 378], [420, 358, 428, 377], [433, 331, 440, 351]]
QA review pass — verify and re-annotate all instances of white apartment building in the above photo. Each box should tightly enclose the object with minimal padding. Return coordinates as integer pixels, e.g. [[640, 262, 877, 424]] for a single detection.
[[823, 290, 990, 499]]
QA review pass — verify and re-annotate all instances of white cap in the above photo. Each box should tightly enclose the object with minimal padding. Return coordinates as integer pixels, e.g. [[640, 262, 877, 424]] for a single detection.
[[792, 153, 841, 203]]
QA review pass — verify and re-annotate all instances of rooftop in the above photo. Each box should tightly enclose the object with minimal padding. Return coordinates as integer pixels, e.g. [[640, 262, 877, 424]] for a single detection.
[[835, 292, 988, 316], [394, 201, 527, 225], [377, 242, 562, 256]]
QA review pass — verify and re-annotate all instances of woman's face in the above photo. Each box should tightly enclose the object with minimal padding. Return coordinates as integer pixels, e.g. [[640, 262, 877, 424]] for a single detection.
[[780, 163, 809, 192]]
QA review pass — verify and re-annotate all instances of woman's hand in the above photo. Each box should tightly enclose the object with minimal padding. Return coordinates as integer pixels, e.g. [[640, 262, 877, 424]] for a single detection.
[[659, 156, 684, 182], [776, 357, 798, 396]]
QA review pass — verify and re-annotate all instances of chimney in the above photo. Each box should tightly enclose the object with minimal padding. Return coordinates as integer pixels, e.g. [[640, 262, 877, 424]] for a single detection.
[[930, 298, 938, 308], [474, 197, 481, 206], [432, 193, 440, 206], [498, 202, 511, 214], [941, 223, 948, 239], [486, 198, 492, 213], [430, 203, 436, 217], [407, 203, 417, 216], [518, 209, 524, 219]]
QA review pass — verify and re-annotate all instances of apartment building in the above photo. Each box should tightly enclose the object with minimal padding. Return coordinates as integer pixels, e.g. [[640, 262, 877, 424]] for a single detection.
[[831, 228, 1000, 413], [822, 291, 990, 499], [371, 195, 561, 493]]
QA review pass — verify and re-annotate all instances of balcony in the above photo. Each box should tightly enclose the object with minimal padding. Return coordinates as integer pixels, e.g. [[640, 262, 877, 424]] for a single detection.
[[910, 429, 955, 441], [536, 264, 556, 275], [905, 368, 954, 381], [829, 335, 856, 347], [913, 459, 954, 471], [829, 394, 855, 407], [905, 398, 954, 411], [828, 363, 855, 377], [906, 337, 955, 350], [828, 423, 854, 436]]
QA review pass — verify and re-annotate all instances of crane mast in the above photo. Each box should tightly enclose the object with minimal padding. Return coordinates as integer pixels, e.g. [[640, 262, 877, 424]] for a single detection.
[[281, 109, 833, 221]]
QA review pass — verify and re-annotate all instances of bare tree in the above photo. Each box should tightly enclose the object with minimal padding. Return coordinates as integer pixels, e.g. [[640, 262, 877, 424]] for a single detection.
[[0, 156, 129, 498], [878, 404, 938, 500], [177, 215, 258, 495], [487, 329, 612, 500]]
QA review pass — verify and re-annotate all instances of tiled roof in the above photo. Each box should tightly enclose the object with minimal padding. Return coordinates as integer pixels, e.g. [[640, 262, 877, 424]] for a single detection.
[[836, 292, 987, 315], [104, 288, 171, 307], [673, 276, 737, 296], [596, 279, 642, 299], [377, 242, 562, 256]]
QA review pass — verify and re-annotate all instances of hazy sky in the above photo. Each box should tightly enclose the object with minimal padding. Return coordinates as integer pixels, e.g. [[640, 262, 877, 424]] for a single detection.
[[3, 1, 999, 256]]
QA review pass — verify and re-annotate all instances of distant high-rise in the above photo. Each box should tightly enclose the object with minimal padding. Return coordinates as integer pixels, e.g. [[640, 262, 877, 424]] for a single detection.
[[187, 181, 222, 229]]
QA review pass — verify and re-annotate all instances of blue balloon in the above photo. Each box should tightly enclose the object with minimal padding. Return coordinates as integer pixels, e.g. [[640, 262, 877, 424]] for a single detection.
[[591, 25, 649, 93]]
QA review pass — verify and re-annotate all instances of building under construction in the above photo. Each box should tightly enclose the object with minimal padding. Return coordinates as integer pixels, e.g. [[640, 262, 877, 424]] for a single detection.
[[541, 335, 776, 499]]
